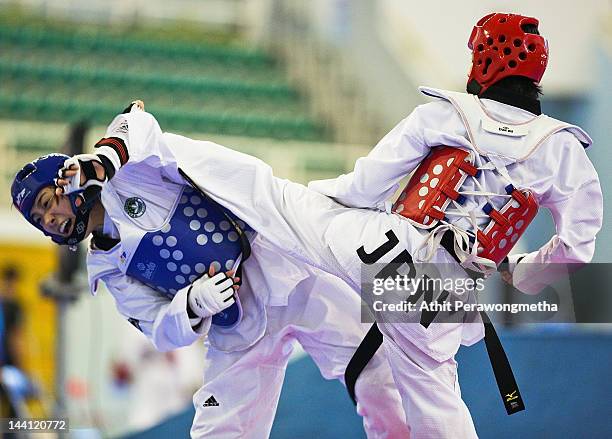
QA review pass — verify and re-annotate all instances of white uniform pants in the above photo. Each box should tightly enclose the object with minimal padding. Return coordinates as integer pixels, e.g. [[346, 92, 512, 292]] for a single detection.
[[183, 155, 479, 438], [190, 272, 409, 438], [383, 329, 477, 439]]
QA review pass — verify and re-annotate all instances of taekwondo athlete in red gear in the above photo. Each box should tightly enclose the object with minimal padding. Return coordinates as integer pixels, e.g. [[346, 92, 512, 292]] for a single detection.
[[10, 102, 409, 439], [134, 13, 603, 438]]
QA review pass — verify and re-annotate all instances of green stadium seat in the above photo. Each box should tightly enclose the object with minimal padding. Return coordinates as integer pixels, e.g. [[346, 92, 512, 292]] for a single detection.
[[0, 22, 326, 142]]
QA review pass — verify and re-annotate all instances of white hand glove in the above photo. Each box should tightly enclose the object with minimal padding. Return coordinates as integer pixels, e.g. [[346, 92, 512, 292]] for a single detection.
[[57, 154, 106, 194], [499, 253, 529, 287], [55, 154, 108, 208], [187, 272, 236, 319]]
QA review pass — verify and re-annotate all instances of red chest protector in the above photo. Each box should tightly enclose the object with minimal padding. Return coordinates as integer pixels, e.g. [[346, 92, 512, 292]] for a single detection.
[[392, 146, 539, 265]]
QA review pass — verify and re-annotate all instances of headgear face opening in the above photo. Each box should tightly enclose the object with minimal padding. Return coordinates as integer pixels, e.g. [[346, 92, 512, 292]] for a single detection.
[[11, 154, 95, 246], [467, 13, 548, 94]]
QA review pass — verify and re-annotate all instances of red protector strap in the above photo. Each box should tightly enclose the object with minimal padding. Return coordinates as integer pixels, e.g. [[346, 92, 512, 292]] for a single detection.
[[458, 161, 479, 177], [511, 189, 527, 204], [477, 230, 492, 247], [441, 184, 460, 200], [428, 208, 445, 221], [488, 208, 510, 227]]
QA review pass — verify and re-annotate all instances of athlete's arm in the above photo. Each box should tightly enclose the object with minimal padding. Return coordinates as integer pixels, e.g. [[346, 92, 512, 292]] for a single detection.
[[102, 271, 212, 352], [308, 106, 431, 210], [509, 136, 603, 293], [54, 100, 148, 198]]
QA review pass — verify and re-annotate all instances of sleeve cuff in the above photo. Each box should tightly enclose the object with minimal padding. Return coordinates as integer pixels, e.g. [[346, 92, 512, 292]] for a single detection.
[[192, 317, 212, 336], [95, 137, 129, 168], [173, 286, 211, 337]]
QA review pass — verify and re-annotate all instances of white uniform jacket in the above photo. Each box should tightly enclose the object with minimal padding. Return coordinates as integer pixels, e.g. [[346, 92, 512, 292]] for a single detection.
[[87, 110, 311, 353], [309, 87, 604, 293]]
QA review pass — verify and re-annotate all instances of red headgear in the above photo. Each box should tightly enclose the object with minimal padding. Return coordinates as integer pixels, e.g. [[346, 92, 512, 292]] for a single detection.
[[467, 13, 548, 94]]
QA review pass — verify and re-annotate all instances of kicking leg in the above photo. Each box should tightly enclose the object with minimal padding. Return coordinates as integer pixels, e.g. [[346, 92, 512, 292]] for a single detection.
[[382, 332, 478, 439], [190, 335, 293, 438], [286, 272, 410, 438], [175, 137, 390, 289]]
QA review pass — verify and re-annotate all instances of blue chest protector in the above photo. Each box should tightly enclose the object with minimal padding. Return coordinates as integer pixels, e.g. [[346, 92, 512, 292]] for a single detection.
[[126, 185, 252, 328]]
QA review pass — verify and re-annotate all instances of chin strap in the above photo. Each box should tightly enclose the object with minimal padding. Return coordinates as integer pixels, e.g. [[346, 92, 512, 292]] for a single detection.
[[48, 192, 97, 249], [51, 153, 113, 249]]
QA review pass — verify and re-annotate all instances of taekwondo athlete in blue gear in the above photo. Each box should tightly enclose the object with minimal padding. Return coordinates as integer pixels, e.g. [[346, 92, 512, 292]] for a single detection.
[[10, 117, 244, 328], [10, 101, 410, 438]]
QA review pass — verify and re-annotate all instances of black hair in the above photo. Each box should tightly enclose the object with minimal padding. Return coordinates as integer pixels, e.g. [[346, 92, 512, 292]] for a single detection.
[[467, 21, 543, 100], [521, 23, 539, 35], [467, 76, 542, 99]]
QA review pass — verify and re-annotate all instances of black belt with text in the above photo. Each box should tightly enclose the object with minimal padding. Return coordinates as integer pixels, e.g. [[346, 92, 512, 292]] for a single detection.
[[344, 231, 525, 415]]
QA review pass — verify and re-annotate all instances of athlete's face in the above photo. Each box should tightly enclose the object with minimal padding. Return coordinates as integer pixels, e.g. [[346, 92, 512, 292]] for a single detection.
[[29, 186, 75, 237]]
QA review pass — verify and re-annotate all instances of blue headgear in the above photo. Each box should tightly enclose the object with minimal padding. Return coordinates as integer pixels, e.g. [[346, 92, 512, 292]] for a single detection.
[[11, 154, 96, 246]]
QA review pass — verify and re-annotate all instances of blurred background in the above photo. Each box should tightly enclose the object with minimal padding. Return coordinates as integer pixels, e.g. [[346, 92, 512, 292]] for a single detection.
[[0, 0, 610, 438]]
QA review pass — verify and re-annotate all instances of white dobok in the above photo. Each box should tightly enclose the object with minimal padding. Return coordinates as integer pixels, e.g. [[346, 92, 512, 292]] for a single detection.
[[85, 108, 409, 439]]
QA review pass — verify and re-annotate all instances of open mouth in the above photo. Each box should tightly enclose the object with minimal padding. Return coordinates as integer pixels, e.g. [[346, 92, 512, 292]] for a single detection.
[[59, 218, 72, 234]]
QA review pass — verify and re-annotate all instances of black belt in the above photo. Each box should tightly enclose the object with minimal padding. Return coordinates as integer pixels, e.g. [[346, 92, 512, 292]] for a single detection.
[[345, 231, 525, 415], [345, 322, 383, 405], [440, 231, 525, 414]]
